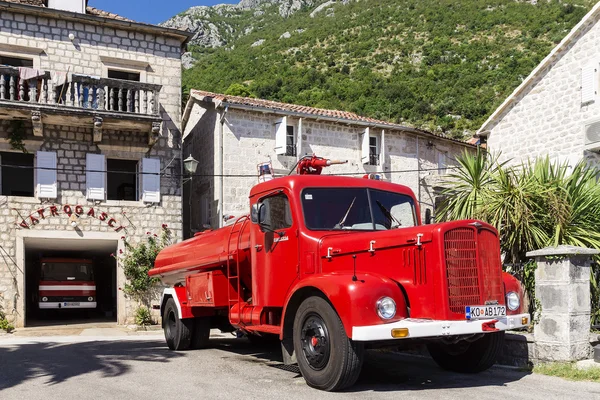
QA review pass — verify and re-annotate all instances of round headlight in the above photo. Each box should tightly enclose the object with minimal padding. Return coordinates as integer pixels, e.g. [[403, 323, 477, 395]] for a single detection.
[[506, 292, 520, 311], [88, 297, 94, 302], [41, 297, 48, 302], [376, 297, 396, 320]]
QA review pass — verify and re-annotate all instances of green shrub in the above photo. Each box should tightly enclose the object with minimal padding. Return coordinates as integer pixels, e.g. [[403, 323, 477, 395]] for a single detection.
[[135, 306, 153, 327], [115, 226, 172, 304], [0, 304, 14, 333]]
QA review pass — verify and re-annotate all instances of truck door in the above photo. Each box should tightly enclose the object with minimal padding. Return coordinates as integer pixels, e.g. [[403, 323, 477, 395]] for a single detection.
[[250, 191, 298, 307]]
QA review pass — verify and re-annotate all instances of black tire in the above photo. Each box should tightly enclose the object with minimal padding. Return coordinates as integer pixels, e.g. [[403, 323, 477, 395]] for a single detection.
[[163, 298, 193, 351], [427, 331, 505, 373], [293, 296, 364, 391], [191, 317, 211, 349]]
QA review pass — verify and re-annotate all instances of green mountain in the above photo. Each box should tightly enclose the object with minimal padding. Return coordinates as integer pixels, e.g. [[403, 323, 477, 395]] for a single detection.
[[163, 0, 594, 139]]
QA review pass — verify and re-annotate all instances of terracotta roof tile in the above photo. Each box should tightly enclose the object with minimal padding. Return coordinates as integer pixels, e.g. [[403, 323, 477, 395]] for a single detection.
[[3, 0, 45, 6], [191, 89, 474, 146], [3, 0, 133, 22], [85, 6, 133, 22]]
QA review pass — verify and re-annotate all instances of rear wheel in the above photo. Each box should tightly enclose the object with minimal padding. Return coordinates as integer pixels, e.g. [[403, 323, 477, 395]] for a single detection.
[[191, 317, 211, 349], [163, 298, 193, 351], [427, 331, 505, 373], [293, 296, 364, 391]]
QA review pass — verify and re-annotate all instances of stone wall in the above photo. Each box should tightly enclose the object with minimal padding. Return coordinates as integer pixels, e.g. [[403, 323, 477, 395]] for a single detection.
[[0, 8, 185, 326], [184, 104, 472, 233], [0, 121, 182, 327], [0, 7, 183, 138], [484, 11, 600, 168]]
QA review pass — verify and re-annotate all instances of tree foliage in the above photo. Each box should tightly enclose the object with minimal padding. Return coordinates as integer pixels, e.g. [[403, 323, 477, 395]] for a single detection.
[[182, 0, 594, 139]]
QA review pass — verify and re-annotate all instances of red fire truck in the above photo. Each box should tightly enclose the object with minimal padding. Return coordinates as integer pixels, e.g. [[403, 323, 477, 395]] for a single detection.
[[38, 258, 97, 310], [150, 155, 529, 391]]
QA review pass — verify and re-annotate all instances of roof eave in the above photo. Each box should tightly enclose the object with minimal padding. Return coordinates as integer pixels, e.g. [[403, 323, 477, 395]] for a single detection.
[[0, 1, 193, 44], [477, 2, 600, 136], [190, 92, 475, 148]]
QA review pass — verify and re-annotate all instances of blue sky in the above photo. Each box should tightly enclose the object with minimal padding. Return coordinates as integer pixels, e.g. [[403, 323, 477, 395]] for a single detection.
[[88, 1, 237, 25]]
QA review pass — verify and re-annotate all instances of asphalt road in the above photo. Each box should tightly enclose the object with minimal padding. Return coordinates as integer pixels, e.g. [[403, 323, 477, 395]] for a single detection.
[[1, 333, 600, 400]]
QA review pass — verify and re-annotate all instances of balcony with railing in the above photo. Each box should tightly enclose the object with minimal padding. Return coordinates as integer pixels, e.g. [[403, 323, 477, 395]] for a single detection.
[[0, 66, 163, 143]]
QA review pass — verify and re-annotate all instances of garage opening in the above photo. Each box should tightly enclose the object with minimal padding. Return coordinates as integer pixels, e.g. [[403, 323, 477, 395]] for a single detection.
[[24, 238, 118, 326]]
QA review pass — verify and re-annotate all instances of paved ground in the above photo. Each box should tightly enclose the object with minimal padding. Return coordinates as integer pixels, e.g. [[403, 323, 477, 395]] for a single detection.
[[1, 330, 600, 400]]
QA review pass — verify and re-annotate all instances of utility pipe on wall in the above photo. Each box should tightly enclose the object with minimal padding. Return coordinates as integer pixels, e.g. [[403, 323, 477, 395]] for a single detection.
[[218, 105, 228, 228]]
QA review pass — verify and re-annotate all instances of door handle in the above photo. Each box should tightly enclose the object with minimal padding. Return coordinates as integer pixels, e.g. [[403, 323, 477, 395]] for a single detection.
[[254, 245, 263, 251]]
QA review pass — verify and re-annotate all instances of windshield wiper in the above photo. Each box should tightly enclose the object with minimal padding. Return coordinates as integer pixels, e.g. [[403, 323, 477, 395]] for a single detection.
[[376, 200, 402, 229], [334, 197, 356, 229]]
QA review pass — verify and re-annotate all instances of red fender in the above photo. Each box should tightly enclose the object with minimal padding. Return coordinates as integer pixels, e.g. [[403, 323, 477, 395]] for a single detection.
[[281, 272, 408, 339], [502, 272, 527, 315]]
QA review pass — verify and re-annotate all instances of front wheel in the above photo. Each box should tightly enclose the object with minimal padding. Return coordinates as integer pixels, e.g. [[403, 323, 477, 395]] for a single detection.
[[163, 298, 193, 351], [293, 296, 364, 391], [427, 331, 505, 373]]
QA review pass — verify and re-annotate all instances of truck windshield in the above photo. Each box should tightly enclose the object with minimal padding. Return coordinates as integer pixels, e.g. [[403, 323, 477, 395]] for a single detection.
[[302, 188, 416, 230], [41, 262, 94, 281]]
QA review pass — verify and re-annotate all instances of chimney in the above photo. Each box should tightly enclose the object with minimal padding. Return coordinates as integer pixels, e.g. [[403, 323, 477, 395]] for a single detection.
[[47, 0, 86, 14]]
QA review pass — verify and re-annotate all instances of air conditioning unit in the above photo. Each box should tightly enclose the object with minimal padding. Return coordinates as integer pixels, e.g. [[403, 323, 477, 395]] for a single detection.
[[584, 119, 600, 152]]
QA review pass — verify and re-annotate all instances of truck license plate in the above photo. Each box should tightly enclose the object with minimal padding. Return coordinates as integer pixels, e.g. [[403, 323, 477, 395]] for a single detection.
[[64, 302, 80, 307], [465, 305, 506, 320]]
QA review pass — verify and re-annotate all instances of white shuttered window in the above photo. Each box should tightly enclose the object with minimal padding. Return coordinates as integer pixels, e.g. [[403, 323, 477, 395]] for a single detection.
[[361, 127, 370, 164], [581, 63, 597, 105], [141, 157, 161, 203], [35, 151, 57, 199], [86, 154, 106, 200], [274, 117, 287, 155]]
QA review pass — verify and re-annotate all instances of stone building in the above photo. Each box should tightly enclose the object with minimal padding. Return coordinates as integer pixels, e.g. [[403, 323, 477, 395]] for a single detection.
[[0, 0, 190, 327], [477, 2, 600, 169], [182, 90, 474, 235]]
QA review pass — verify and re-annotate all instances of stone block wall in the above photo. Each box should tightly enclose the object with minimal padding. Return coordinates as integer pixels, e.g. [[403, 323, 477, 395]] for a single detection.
[[184, 105, 471, 234], [0, 8, 186, 326], [484, 11, 600, 168], [0, 121, 182, 327], [0, 7, 183, 138]]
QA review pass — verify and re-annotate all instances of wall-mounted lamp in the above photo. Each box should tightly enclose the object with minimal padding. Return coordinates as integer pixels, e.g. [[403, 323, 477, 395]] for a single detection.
[[68, 33, 75, 41]]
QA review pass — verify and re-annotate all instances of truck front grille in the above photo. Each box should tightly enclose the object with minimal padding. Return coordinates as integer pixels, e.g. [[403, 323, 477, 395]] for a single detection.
[[444, 227, 504, 315], [444, 228, 480, 313]]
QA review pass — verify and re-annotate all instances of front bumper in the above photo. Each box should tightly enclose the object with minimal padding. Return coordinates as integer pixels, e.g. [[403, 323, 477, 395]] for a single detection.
[[351, 313, 530, 341], [39, 302, 97, 309]]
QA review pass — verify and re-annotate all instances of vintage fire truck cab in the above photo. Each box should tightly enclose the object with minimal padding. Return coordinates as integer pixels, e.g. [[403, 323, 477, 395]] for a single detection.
[[151, 156, 529, 392], [38, 258, 97, 310]]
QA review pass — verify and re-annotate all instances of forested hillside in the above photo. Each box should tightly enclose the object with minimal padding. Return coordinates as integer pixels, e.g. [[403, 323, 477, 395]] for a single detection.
[[166, 0, 595, 138]]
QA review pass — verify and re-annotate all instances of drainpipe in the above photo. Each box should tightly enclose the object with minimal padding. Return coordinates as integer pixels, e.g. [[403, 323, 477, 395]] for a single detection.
[[416, 136, 421, 209], [218, 105, 228, 228]]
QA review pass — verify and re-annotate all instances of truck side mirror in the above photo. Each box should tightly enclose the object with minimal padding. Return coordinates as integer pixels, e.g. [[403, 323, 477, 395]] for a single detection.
[[251, 204, 259, 223], [251, 203, 268, 227], [258, 203, 268, 227], [425, 209, 432, 225]]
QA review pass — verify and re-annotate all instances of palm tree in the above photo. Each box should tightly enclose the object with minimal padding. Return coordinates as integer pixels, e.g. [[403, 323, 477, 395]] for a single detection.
[[437, 152, 600, 322]]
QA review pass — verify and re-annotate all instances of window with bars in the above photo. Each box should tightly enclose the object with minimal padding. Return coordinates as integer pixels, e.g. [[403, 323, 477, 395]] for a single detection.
[[286, 125, 296, 157], [369, 136, 379, 166]]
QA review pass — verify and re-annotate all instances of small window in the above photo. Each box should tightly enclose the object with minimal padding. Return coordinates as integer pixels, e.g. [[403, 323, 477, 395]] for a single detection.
[[107, 69, 140, 82], [261, 194, 292, 231], [438, 152, 448, 175], [0, 152, 34, 196], [0, 55, 33, 67], [107, 159, 137, 201], [286, 125, 296, 157], [369, 136, 379, 166]]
